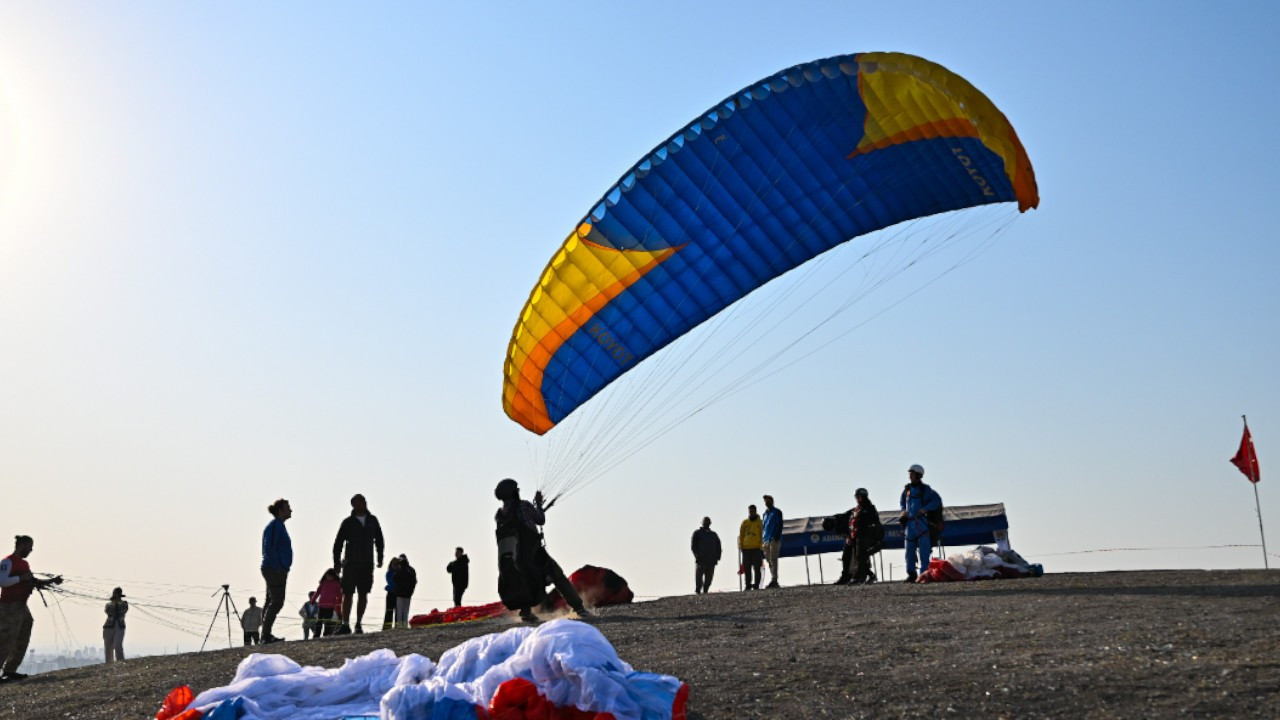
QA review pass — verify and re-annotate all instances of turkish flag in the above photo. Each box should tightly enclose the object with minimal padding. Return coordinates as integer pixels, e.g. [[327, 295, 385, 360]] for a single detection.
[[1230, 423, 1261, 484]]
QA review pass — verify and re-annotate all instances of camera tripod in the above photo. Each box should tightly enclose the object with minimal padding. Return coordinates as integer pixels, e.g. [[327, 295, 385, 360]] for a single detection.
[[201, 584, 243, 651]]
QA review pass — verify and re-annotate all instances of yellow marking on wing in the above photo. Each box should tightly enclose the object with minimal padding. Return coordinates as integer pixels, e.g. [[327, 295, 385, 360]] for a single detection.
[[503, 225, 676, 434]]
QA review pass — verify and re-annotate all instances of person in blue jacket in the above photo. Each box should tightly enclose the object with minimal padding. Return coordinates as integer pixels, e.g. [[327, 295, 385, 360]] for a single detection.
[[260, 499, 292, 643], [761, 495, 783, 589], [898, 465, 941, 583]]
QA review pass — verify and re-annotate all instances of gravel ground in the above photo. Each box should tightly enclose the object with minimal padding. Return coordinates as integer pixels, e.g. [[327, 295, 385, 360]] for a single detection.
[[0, 569, 1276, 719]]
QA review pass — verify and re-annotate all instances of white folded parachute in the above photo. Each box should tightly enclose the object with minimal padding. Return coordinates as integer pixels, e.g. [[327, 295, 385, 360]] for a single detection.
[[156, 619, 688, 720]]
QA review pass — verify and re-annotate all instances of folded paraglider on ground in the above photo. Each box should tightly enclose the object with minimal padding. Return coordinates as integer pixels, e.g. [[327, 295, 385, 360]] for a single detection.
[[154, 619, 688, 720]]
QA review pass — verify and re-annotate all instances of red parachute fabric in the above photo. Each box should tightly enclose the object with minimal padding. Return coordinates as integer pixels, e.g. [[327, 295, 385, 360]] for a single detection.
[[156, 686, 198, 720], [410, 601, 509, 627], [918, 558, 1032, 584], [489, 677, 616, 720], [412, 566, 634, 626], [546, 566, 634, 611]]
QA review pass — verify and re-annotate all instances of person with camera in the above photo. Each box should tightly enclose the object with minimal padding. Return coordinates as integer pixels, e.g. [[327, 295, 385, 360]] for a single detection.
[[899, 464, 942, 583], [849, 489, 883, 585], [0, 535, 63, 682], [103, 587, 128, 662], [690, 517, 721, 594]]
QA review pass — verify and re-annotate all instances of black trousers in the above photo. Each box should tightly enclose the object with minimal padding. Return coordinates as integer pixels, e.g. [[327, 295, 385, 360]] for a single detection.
[[317, 608, 337, 637], [543, 555, 585, 613], [852, 538, 874, 582], [741, 549, 763, 589], [383, 594, 396, 630], [452, 584, 466, 608], [695, 563, 716, 593]]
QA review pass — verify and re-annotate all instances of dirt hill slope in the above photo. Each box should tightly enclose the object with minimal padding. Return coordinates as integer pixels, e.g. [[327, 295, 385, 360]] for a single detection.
[[1, 569, 1277, 719]]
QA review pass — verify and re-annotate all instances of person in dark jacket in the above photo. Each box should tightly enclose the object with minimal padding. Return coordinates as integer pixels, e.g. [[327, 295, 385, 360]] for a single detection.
[[494, 478, 589, 622], [381, 556, 401, 631], [260, 498, 292, 644], [447, 547, 469, 608], [824, 508, 855, 585], [394, 554, 416, 628], [332, 493, 385, 634], [690, 517, 721, 594], [849, 488, 882, 585], [102, 587, 128, 662]]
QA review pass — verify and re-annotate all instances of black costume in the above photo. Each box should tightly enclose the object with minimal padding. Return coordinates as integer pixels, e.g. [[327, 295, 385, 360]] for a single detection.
[[494, 482, 587, 620], [849, 501, 883, 584], [447, 554, 469, 608]]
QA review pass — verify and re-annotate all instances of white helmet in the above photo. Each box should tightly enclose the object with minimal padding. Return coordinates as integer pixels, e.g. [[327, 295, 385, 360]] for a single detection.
[[908, 464, 925, 476]]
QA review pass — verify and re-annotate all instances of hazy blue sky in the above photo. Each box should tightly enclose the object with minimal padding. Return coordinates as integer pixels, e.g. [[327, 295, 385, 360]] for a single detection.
[[2, 2, 1277, 655]]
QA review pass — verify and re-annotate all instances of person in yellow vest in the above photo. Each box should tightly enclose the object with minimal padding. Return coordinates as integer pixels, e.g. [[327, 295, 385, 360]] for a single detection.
[[738, 506, 764, 590]]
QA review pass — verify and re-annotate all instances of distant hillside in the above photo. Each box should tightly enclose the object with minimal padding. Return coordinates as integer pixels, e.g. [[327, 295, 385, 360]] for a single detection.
[[2, 570, 1277, 719]]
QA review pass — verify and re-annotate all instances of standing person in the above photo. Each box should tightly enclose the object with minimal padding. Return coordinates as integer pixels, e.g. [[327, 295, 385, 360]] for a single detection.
[[493, 478, 589, 622], [849, 488, 883, 585], [102, 587, 128, 663], [394, 554, 417, 628], [761, 495, 783, 589], [381, 557, 401, 631], [738, 505, 764, 590], [690, 517, 721, 594], [824, 507, 856, 585], [260, 498, 292, 644], [314, 569, 343, 637], [298, 592, 320, 640], [0, 535, 63, 682], [332, 494, 385, 635], [241, 597, 263, 646], [899, 464, 942, 583], [446, 548, 469, 608]]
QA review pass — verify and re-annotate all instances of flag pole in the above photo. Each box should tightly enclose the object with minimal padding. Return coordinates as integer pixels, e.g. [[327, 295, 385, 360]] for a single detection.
[[1244, 415, 1269, 570], [1254, 482, 1268, 569]]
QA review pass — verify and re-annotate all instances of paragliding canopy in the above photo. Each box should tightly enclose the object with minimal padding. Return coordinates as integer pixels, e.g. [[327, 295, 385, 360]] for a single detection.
[[503, 51, 1037, 438]]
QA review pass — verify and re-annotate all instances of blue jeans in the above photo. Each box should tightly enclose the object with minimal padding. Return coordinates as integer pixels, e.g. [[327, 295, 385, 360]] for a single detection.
[[905, 521, 931, 576]]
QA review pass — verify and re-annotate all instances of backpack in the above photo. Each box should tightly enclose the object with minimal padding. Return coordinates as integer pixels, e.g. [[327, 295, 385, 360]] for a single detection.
[[901, 484, 945, 544]]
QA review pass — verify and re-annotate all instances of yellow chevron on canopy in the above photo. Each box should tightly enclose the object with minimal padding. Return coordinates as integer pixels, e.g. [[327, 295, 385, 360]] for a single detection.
[[849, 52, 1037, 211], [503, 225, 676, 434]]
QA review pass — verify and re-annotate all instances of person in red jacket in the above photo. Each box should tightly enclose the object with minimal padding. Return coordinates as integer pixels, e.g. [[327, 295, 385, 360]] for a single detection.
[[0, 536, 62, 682]]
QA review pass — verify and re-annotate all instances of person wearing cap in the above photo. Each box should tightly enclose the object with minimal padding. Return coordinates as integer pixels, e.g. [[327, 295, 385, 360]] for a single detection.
[[738, 505, 764, 590], [849, 489, 882, 585], [260, 498, 292, 644], [899, 464, 942, 583], [690, 517, 721, 594], [103, 587, 128, 662], [761, 495, 783, 589], [0, 535, 63, 682], [241, 597, 263, 645]]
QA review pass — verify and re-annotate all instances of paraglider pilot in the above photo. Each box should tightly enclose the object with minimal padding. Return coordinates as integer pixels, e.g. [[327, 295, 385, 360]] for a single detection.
[[899, 464, 941, 583], [494, 478, 589, 622]]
